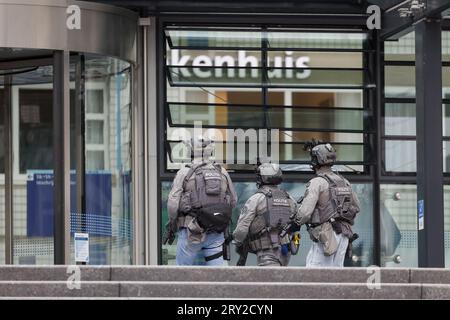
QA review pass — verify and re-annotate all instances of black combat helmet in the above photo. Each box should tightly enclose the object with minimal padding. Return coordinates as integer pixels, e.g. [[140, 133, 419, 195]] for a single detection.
[[310, 143, 337, 167], [256, 163, 283, 187]]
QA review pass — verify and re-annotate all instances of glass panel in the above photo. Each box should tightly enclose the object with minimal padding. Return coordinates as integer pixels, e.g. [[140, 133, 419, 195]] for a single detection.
[[443, 31, 450, 62], [168, 103, 365, 130], [86, 120, 104, 144], [167, 129, 365, 172], [289, 90, 364, 108], [444, 185, 450, 267], [86, 151, 105, 171], [267, 69, 363, 88], [384, 103, 416, 136], [0, 84, 4, 264], [167, 141, 365, 164], [267, 32, 366, 49], [165, 27, 371, 174], [161, 181, 374, 267], [380, 184, 417, 267], [83, 55, 133, 265], [166, 29, 366, 50], [443, 67, 450, 99], [166, 29, 262, 49], [168, 66, 363, 88], [279, 143, 365, 163], [167, 49, 263, 66], [443, 104, 450, 137], [442, 141, 450, 173], [86, 89, 104, 114], [267, 51, 363, 69], [13, 66, 54, 265], [384, 32, 415, 61], [268, 107, 365, 130], [168, 103, 265, 127], [0, 86, 4, 172], [385, 66, 415, 99], [167, 66, 263, 87], [18, 89, 53, 174], [384, 140, 416, 172]]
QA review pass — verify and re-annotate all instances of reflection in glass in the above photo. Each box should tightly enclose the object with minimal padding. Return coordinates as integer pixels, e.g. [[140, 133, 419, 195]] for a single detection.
[[384, 31, 415, 62], [168, 103, 265, 127], [267, 51, 363, 69], [384, 140, 416, 172], [384, 66, 415, 99], [19, 89, 53, 173], [168, 103, 365, 131], [0, 87, 4, 173], [267, 32, 365, 49], [442, 142, 450, 173], [444, 31, 450, 62], [443, 67, 450, 99], [380, 185, 417, 267], [384, 103, 416, 136], [268, 107, 365, 130], [165, 27, 370, 174], [82, 55, 133, 265], [12, 66, 55, 265], [444, 186, 450, 267], [166, 29, 262, 49], [161, 181, 373, 267], [168, 66, 363, 88], [0, 85, 4, 264]]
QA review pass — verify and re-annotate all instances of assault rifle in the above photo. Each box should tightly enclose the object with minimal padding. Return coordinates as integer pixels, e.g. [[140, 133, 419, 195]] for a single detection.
[[236, 239, 250, 266], [279, 195, 304, 239], [162, 221, 176, 245]]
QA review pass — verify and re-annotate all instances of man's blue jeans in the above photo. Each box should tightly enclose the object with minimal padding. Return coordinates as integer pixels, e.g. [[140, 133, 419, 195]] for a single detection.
[[176, 228, 225, 266]]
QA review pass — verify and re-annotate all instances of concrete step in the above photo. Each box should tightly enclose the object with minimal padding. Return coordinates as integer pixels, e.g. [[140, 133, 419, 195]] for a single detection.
[[0, 281, 449, 299], [1, 266, 450, 284], [1, 266, 450, 299]]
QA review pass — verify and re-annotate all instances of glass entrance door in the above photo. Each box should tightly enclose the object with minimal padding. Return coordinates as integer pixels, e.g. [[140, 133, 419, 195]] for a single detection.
[[12, 65, 54, 264], [0, 79, 4, 264], [0, 60, 55, 265], [1, 52, 133, 266]]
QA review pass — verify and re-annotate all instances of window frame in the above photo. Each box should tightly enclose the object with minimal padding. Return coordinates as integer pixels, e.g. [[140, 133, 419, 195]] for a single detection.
[[162, 25, 375, 176]]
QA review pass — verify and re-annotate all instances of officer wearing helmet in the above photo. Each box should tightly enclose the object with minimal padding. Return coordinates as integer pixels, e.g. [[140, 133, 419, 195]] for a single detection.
[[167, 136, 237, 265], [233, 163, 298, 266], [294, 142, 360, 267]]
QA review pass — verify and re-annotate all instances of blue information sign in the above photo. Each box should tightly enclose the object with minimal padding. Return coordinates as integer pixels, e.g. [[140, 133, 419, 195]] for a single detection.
[[26, 171, 112, 237]]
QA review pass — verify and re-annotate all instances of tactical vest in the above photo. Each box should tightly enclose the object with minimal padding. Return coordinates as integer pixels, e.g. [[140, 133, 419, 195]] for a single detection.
[[179, 162, 233, 232], [309, 172, 359, 226], [248, 187, 294, 252]]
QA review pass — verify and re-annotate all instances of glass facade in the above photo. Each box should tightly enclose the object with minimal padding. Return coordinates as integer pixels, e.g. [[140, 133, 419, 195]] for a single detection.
[[162, 181, 375, 267], [0, 84, 4, 264], [0, 54, 133, 265], [2, 2, 450, 268], [159, 24, 450, 268], [380, 185, 417, 267], [69, 55, 133, 265], [161, 25, 376, 265], [165, 27, 372, 174]]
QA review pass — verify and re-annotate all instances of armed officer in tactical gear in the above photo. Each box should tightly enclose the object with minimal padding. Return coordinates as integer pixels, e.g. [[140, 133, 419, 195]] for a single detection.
[[294, 143, 360, 267], [233, 163, 298, 266], [167, 136, 237, 265]]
